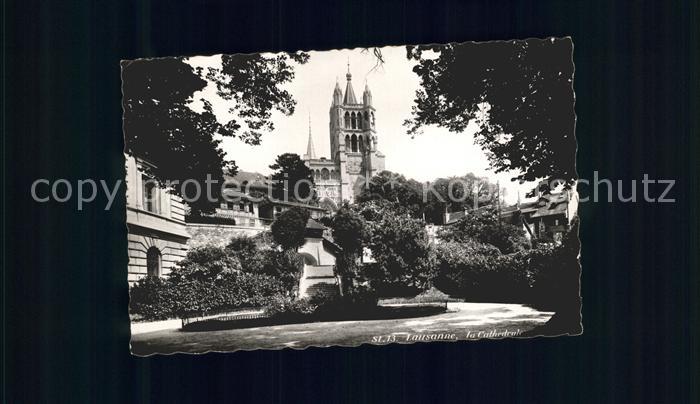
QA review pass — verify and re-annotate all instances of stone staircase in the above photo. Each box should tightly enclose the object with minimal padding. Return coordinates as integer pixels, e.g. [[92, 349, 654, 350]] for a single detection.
[[299, 264, 340, 299]]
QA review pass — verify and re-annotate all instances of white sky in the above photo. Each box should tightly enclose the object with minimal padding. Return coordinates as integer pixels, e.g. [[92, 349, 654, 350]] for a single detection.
[[189, 46, 535, 204]]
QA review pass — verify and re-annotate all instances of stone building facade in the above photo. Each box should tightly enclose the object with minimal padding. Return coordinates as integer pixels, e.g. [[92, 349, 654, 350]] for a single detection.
[[304, 66, 385, 209], [125, 155, 190, 284]]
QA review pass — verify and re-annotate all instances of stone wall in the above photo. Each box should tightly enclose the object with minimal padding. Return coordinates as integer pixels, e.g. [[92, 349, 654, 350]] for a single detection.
[[186, 223, 265, 249]]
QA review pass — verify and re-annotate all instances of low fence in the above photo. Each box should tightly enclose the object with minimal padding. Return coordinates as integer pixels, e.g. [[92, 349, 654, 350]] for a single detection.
[[378, 301, 449, 310], [181, 308, 268, 328]]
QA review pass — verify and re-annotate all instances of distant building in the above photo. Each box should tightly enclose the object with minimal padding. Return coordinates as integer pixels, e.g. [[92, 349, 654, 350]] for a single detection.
[[443, 191, 579, 244], [303, 64, 386, 209], [185, 170, 330, 248], [513, 191, 579, 243], [125, 155, 190, 284]]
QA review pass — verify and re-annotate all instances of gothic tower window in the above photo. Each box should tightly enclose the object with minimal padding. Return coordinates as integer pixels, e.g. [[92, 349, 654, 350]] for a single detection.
[[321, 168, 330, 180], [345, 135, 350, 150], [146, 246, 162, 277], [344, 112, 350, 128], [364, 111, 369, 124], [351, 112, 357, 129], [359, 135, 365, 152], [351, 134, 358, 152], [371, 111, 375, 126]]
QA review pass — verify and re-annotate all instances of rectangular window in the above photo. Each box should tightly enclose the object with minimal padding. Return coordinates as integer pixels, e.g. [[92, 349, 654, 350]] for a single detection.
[[142, 175, 160, 214]]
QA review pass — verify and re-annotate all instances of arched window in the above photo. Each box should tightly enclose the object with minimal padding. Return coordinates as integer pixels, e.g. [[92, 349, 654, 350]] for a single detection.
[[351, 112, 357, 129], [371, 112, 375, 126], [146, 247, 162, 277], [344, 112, 350, 128], [321, 168, 330, 180], [357, 115, 363, 130], [345, 135, 350, 151], [300, 253, 317, 266], [364, 111, 369, 124], [351, 135, 358, 152], [359, 135, 365, 152], [314, 170, 320, 181]]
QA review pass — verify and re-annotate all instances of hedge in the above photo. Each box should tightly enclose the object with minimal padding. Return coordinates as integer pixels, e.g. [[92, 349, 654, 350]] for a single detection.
[[129, 272, 288, 321]]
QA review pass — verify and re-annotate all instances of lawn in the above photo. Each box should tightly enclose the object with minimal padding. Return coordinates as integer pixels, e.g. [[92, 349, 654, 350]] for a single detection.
[[130, 303, 554, 356]]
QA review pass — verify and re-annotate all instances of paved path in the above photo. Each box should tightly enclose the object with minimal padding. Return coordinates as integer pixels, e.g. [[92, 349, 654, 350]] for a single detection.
[[130, 309, 264, 335], [130, 303, 554, 356]]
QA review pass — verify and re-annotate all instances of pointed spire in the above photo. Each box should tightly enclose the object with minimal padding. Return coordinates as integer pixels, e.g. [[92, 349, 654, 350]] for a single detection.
[[305, 113, 316, 160], [343, 59, 358, 104]]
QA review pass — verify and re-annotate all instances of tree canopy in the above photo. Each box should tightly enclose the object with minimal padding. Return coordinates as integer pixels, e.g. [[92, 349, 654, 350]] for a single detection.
[[356, 170, 423, 217], [329, 203, 369, 294], [269, 153, 315, 202], [358, 170, 502, 224], [354, 201, 436, 296], [122, 52, 308, 214], [405, 39, 576, 194], [270, 207, 310, 251], [330, 203, 367, 255], [438, 208, 529, 254], [423, 174, 500, 224]]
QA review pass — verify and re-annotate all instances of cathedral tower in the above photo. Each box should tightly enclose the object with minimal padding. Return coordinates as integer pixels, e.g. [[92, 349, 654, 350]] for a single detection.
[[328, 63, 385, 203]]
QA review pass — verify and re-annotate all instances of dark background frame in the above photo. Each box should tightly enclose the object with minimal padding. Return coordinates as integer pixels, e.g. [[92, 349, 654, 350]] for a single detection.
[[3, 0, 699, 402]]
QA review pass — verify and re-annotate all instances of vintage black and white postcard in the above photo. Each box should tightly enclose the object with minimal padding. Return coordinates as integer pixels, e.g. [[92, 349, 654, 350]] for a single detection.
[[123, 39, 580, 356]]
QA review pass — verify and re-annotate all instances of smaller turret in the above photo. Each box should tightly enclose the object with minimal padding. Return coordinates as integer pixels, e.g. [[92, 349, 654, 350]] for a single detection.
[[332, 79, 343, 106], [363, 82, 372, 106]]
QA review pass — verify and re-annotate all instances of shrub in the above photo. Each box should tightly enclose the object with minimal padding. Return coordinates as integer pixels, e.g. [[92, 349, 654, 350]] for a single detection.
[[260, 249, 304, 293], [433, 241, 496, 298], [307, 284, 379, 318], [340, 283, 378, 308], [433, 236, 580, 305], [129, 276, 175, 321], [170, 245, 241, 282], [264, 295, 318, 318], [130, 238, 310, 321], [227, 235, 265, 273], [434, 240, 531, 302], [523, 244, 579, 310], [252, 230, 276, 249]]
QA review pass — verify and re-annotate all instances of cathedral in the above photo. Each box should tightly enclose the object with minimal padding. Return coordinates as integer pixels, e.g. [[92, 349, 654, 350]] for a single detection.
[[303, 66, 385, 210]]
